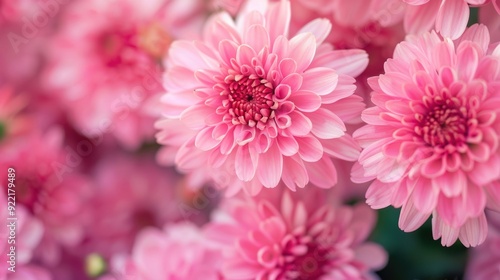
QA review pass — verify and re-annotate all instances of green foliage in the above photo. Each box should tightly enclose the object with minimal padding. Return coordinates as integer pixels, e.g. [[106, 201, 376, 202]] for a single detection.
[[371, 208, 468, 280]]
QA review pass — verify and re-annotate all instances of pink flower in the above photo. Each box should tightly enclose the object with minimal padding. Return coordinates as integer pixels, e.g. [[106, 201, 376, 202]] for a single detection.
[[43, 0, 206, 149], [206, 188, 387, 279], [107, 222, 223, 280], [353, 25, 500, 247], [77, 151, 183, 258], [465, 211, 500, 279], [403, 0, 499, 40], [156, 0, 367, 194], [0, 128, 94, 264]]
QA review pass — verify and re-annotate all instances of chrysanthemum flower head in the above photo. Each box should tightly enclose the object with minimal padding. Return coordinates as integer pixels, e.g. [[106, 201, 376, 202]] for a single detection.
[[206, 187, 387, 279], [156, 0, 367, 195], [353, 24, 500, 247]]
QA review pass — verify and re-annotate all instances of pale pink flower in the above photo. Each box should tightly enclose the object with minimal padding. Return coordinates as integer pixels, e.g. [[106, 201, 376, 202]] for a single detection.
[[108, 222, 223, 280], [43, 0, 207, 149], [1, 265, 53, 280], [403, 0, 499, 40], [156, 0, 367, 194], [353, 25, 500, 247], [206, 188, 387, 279], [465, 210, 500, 280]]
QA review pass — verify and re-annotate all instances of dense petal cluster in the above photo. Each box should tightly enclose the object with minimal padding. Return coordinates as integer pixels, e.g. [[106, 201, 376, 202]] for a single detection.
[[156, 0, 367, 195], [354, 25, 500, 246], [206, 188, 387, 279], [106, 222, 223, 280]]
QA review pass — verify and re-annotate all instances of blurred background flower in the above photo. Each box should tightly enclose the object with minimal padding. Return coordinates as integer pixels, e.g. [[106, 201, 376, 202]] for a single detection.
[[0, 0, 499, 279]]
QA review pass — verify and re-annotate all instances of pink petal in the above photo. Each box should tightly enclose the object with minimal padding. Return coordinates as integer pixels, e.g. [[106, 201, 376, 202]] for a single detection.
[[432, 171, 467, 197], [304, 156, 337, 188], [404, 1, 440, 34], [244, 24, 270, 52], [469, 155, 500, 186], [307, 108, 346, 139], [420, 156, 446, 178], [160, 90, 202, 118], [436, 0, 469, 40], [398, 198, 431, 232], [278, 58, 297, 78], [287, 32, 316, 72], [311, 49, 368, 77], [276, 135, 299, 156], [412, 177, 438, 213], [235, 145, 258, 181], [464, 183, 487, 218], [321, 135, 360, 161], [295, 18, 332, 46], [282, 156, 309, 191], [180, 104, 214, 130], [458, 214, 487, 247], [288, 90, 322, 112], [195, 127, 222, 151], [365, 180, 395, 209], [265, 0, 291, 41], [296, 136, 323, 162], [300, 67, 339, 96], [257, 143, 283, 188], [287, 111, 312, 136], [432, 214, 460, 246], [219, 39, 239, 66]]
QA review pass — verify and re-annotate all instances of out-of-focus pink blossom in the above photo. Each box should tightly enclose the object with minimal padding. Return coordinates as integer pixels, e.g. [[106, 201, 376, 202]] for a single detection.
[[403, 0, 499, 40], [0, 128, 94, 264], [0, 190, 46, 280], [43, 0, 207, 149], [107, 222, 223, 280], [156, 0, 367, 195], [206, 187, 387, 279], [77, 151, 183, 258], [354, 25, 500, 247]]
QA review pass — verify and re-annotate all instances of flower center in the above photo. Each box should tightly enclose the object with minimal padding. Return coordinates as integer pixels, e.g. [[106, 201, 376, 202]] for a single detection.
[[415, 95, 468, 147], [224, 74, 278, 130]]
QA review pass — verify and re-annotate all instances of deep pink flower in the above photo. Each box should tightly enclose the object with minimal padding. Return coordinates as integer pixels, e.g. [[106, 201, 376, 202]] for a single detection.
[[156, 0, 367, 194], [353, 25, 500, 247], [43, 0, 207, 149], [465, 210, 500, 279], [206, 188, 387, 279], [403, 0, 499, 40], [107, 222, 223, 280]]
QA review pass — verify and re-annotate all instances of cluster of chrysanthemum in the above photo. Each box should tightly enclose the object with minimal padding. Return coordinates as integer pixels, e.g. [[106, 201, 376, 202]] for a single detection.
[[1, 0, 500, 279]]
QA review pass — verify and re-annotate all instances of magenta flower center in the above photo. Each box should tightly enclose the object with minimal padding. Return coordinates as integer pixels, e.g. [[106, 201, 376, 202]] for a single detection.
[[414, 94, 469, 147], [223, 73, 278, 130]]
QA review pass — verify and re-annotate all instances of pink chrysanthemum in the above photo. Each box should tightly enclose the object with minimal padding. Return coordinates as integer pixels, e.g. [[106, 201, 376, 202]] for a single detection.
[[156, 0, 367, 194], [77, 151, 182, 258], [0, 128, 94, 264], [44, 0, 207, 149], [403, 0, 500, 40], [353, 25, 500, 247], [206, 188, 387, 279], [106, 222, 223, 280]]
